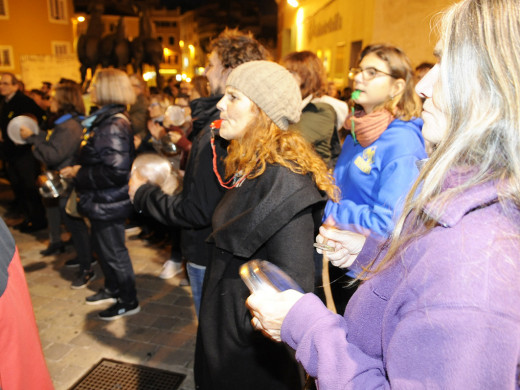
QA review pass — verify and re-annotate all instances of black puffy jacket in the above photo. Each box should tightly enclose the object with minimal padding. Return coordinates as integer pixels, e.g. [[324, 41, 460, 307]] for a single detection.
[[75, 104, 135, 221]]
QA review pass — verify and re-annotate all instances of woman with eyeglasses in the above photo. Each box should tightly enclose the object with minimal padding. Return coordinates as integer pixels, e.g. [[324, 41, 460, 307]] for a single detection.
[[326, 44, 426, 239], [320, 44, 427, 312]]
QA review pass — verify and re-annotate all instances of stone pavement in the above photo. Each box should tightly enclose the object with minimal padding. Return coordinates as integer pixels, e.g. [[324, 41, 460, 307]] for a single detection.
[[1, 181, 197, 390]]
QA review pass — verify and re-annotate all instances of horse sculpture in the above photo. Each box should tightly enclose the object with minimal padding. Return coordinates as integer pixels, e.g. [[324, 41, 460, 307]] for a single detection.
[[77, 1, 104, 88], [131, 3, 164, 88], [98, 17, 131, 70], [76, 1, 163, 88]]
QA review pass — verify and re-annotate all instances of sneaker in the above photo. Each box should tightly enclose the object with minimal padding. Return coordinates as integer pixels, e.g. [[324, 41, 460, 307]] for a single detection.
[[85, 288, 118, 305], [98, 300, 140, 321], [71, 269, 96, 289], [65, 257, 98, 268], [159, 260, 184, 279]]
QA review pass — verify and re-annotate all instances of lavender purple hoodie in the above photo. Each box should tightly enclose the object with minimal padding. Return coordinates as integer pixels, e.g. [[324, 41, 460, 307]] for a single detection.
[[281, 176, 520, 389]]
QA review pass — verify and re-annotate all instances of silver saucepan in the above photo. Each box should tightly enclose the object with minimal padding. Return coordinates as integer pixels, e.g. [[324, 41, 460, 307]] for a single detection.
[[38, 170, 68, 198]]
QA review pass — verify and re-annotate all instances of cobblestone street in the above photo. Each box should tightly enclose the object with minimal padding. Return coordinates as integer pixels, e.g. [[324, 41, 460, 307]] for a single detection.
[[2, 179, 196, 390]]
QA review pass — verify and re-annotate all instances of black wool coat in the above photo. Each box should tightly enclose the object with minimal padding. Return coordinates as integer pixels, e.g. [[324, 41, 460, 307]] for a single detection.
[[0, 91, 45, 160], [195, 164, 327, 390]]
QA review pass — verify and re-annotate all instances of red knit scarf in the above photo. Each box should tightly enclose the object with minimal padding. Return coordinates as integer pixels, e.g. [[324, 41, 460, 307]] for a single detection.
[[344, 109, 394, 147]]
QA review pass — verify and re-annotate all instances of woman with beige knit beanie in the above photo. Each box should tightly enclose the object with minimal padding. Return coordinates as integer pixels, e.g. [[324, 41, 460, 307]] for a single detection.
[[194, 60, 338, 390]]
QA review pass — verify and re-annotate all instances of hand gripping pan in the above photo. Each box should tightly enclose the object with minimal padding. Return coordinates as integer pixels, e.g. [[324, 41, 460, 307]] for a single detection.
[[239, 259, 304, 294]]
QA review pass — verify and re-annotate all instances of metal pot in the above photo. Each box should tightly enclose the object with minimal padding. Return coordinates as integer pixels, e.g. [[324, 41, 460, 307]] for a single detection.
[[38, 170, 68, 199], [158, 134, 180, 157], [239, 259, 304, 294]]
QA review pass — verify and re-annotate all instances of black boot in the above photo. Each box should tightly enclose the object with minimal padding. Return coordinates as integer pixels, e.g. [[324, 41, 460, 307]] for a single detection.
[[40, 241, 65, 256]]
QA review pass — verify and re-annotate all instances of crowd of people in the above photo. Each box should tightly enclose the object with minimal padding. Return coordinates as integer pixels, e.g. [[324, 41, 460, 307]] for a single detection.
[[0, 0, 519, 388]]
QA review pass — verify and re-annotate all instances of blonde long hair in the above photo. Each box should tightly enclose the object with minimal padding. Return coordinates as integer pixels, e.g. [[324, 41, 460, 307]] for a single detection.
[[224, 105, 339, 201], [363, 0, 520, 277]]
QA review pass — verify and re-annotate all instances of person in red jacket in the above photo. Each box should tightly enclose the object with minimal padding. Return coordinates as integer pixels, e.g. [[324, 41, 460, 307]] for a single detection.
[[0, 217, 53, 389]]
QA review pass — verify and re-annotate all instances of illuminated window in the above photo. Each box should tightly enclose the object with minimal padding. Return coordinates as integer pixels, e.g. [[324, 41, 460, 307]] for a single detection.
[[52, 41, 71, 56], [0, 0, 9, 19], [0, 46, 13, 70], [335, 42, 346, 78], [48, 0, 67, 23]]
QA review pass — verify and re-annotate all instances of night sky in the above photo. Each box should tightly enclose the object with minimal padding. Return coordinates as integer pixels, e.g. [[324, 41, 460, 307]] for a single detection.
[[159, 0, 277, 14], [160, 0, 206, 10], [73, 0, 277, 16]]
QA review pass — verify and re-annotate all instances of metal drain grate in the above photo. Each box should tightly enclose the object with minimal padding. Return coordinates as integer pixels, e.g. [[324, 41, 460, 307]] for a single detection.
[[69, 358, 186, 390]]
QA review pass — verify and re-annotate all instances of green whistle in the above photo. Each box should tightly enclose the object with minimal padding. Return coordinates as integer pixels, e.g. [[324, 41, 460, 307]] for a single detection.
[[350, 90, 360, 144]]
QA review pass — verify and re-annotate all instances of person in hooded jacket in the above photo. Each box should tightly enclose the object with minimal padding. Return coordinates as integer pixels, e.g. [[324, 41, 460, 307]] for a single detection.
[[61, 69, 138, 320], [325, 44, 426, 239], [322, 44, 426, 313]]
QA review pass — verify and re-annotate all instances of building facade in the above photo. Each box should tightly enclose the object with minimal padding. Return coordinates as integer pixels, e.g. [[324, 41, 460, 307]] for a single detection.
[[0, 0, 79, 88], [277, 0, 453, 88], [0, 0, 276, 88], [0, 0, 459, 90]]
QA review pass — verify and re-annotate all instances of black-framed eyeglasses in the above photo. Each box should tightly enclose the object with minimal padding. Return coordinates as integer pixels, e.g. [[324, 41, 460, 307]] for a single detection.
[[348, 67, 395, 81]]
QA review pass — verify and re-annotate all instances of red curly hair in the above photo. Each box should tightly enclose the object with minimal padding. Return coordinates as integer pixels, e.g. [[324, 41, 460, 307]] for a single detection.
[[224, 105, 339, 201]]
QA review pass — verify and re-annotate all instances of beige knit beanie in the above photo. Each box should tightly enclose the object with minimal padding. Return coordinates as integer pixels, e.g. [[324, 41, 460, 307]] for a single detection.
[[226, 60, 302, 130]]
